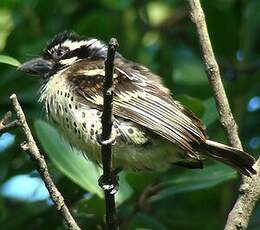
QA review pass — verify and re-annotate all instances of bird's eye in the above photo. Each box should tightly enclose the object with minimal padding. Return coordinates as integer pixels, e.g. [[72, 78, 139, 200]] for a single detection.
[[53, 47, 69, 59]]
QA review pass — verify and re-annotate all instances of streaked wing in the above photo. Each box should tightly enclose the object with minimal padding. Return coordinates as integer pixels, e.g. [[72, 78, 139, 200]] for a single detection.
[[66, 58, 207, 157]]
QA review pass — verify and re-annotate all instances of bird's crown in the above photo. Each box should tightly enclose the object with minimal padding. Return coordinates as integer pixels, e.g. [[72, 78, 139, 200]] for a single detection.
[[43, 31, 108, 66]]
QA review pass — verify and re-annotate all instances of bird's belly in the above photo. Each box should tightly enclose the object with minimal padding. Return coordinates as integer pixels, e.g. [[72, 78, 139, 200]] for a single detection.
[[58, 122, 180, 171], [62, 133, 181, 171], [53, 118, 181, 171], [111, 141, 180, 171], [61, 125, 180, 172]]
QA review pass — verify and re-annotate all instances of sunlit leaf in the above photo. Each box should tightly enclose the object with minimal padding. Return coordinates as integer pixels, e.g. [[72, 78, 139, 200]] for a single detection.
[[0, 9, 14, 51], [117, 172, 134, 204], [0, 55, 21, 67], [146, 2, 172, 26]]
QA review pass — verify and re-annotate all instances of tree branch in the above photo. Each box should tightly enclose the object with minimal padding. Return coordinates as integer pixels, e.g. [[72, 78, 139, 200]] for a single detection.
[[9, 94, 81, 230], [0, 111, 20, 134], [100, 38, 119, 229], [187, 0, 260, 229], [187, 0, 241, 148], [225, 159, 260, 230]]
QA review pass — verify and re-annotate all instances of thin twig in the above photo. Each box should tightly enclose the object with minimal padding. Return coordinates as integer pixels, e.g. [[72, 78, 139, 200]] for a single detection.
[[187, 1, 260, 229], [101, 38, 119, 229], [0, 111, 20, 134], [9, 94, 81, 230]]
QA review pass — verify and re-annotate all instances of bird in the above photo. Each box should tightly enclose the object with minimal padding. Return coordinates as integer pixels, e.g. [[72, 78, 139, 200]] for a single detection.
[[19, 31, 256, 179]]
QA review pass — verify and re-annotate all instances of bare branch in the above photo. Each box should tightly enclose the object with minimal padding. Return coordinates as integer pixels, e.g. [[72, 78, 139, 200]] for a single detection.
[[9, 94, 81, 230], [100, 38, 119, 229], [0, 111, 20, 134], [187, 0, 260, 229], [225, 159, 260, 230]]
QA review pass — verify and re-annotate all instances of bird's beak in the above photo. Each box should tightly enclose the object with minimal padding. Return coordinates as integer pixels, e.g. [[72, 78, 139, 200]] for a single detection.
[[19, 57, 53, 76]]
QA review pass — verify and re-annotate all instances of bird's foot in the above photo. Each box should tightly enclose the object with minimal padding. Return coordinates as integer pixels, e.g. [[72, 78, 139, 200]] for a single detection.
[[96, 134, 116, 145], [98, 173, 119, 194]]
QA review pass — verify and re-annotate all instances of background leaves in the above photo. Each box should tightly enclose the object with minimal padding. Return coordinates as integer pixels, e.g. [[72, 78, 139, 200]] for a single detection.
[[0, 55, 21, 67], [0, 0, 260, 229]]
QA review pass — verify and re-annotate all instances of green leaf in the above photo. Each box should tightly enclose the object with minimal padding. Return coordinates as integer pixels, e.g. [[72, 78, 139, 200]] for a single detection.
[[116, 172, 134, 204], [241, 0, 260, 59], [126, 171, 160, 193], [202, 1, 239, 59], [177, 95, 205, 118], [101, 0, 132, 10], [173, 46, 208, 86], [202, 97, 219, 126], [0, 55, 21, 67], [75, 11, 113, 40], [0, 9, 14, 51], [0, 198, 6, 223], [150, 163, 237, 202], [75, 194, 105, 220], [34, 120, 103, 198], [130, 212, 169, 230]]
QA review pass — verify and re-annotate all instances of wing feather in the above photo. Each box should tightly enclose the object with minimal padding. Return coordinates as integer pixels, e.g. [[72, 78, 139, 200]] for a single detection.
[[66, 58, 206, 156]]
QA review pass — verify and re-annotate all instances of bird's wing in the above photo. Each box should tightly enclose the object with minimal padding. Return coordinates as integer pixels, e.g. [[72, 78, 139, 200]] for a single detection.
[[66, 58, 206, 157]]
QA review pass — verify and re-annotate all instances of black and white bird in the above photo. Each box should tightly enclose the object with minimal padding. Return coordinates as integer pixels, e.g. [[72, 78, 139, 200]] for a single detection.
[[20, 31, 256, 176]]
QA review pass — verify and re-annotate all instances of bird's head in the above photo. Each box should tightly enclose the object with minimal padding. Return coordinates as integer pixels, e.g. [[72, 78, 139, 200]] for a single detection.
[[19, 31, 108, 78]]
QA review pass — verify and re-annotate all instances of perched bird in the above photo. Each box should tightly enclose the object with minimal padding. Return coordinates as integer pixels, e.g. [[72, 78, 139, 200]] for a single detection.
[[20, 31, 256, 177]]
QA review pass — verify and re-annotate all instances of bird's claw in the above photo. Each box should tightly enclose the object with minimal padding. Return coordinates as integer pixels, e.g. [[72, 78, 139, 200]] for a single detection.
[[96, 134, 116, 145], [98, 174, 119, 194]]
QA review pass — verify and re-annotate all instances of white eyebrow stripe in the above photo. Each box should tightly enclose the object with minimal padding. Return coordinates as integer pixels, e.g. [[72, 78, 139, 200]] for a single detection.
[[54, 40, 87, 50], [53, 39, 104, 51], [59, 57, 78, 65]]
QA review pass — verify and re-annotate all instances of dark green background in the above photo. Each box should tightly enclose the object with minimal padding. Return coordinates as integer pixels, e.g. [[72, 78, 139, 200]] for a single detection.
[[0, 0, 260, 229]]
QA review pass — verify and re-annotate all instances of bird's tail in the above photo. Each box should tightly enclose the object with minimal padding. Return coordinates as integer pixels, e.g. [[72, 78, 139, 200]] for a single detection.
[[202, 140, 256, 176]]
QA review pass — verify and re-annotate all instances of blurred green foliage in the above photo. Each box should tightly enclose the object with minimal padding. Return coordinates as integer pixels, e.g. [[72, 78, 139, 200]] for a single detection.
[[0, 0, 260, 229]]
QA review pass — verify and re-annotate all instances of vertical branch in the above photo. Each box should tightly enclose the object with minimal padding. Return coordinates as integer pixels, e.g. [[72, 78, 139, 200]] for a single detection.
[[187, 0, 242, 149], [101, 38, 119, 229], [187, 0, 260, 229], [9, 94, 81, 230]]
